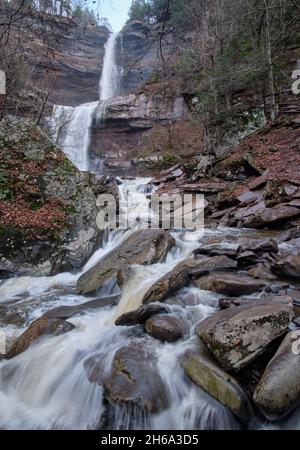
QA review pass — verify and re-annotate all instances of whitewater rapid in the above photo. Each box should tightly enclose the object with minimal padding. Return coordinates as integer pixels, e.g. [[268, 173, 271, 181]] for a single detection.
[[0, 177, 245, 430]]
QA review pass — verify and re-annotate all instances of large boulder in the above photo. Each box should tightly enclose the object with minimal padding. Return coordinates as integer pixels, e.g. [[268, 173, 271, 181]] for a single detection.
[[272, 255, 300, 280], [84, 343, 168, 413], [242, 205, 300, 228], [253, 331, 300, 420], [176, 255, 237, 278], [181, 344, 253, 424], [195, 272, 266, 297], [76, 229, 175, 294], [238, 238, 279, 255], [0, 119, 101, 277], [145, 315, 188, 342], [7, 316, 75, 359], [196, 297, 293, 372], [193, 244, 238, 258], [115, 303, 167, 326], [44, 295, 120, 320], [142, 269, 189, 304]]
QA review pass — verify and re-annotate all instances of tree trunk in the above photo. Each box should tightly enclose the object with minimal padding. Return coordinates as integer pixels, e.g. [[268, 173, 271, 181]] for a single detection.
[[264, 0, 277, 122]]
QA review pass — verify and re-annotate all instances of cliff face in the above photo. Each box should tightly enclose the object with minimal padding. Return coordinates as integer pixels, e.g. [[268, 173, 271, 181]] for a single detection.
[[117, 21, 160, 96], [46, 18, 109, 106], [9, 13, 110, 113], [89, 91, 191, 174], [28, 15, 109, 106], [23, 17, 159, 107]]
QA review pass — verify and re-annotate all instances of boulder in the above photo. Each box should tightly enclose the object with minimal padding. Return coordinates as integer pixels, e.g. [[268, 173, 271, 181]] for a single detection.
[[248, 172, 268, 191], [181, 181, 228, 194], [242, 205, 300, 228], [142, 269, 189, 304], [44, 295, 120, 320], [145, 315, 188, 342], [177, 255, 237, 278], [238, 239, 279, 255], [76, 229, 175, 294], [248, 263, 277, 281], [196, 296, 293, 371], [195, 272, 266, 296], [193, 244, 238, 258], [219, 297, 254, 309], [272, 255, 300, 280], [115, 303, 168, 326], [0, 119, 101, 277], [181, 344, 252, 423], [7, 316, 75, 359], [253, 331, 300, 420], [237, 251, 261, 267], [84, 343, 168, 412]]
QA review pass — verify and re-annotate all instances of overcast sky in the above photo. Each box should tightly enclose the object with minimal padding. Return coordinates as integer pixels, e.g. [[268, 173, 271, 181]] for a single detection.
[[97, 0, 132, 31]]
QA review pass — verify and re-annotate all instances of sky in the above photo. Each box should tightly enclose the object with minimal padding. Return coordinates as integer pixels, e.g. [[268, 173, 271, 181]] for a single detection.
[[97, 0, 132, 31]]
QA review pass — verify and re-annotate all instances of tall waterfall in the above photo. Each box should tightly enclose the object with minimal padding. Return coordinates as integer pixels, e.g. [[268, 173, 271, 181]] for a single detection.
[[52, 32, 120, 172], [99, 32, 120, 101]]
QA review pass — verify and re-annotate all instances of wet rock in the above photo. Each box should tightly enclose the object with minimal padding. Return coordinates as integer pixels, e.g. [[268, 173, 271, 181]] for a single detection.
[[237, 251, 261, 267], [272, 255, 300, 280], [242, 205, 300, 228], [248, 263, 277, 281], [76, 230, 175, 295], [253, 331, 300, 420], [7, 316, 75, 359], [218, 297, 255, 309], [238, 239, 279, 255], [44, 295, 120, 320], [145, 315, 188, 342], [195, 272, 266, 296], [181, 344, 252, 424], [177, 255, 237, 278], [115, 304, 167, 326], [142, 269, 189, 304], [84, 343, 168, 413], [196, 296, 293, 372], [193, 244, 238, 258]]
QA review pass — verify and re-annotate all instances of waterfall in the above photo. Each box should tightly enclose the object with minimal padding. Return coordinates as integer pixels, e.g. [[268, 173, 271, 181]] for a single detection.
[[99, 32, 120, 101], [0, 177, 244, 430], [51, 32, 120, 172], [52, 102, 98, 172]]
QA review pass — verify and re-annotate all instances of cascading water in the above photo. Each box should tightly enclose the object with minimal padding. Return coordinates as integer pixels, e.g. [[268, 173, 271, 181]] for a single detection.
[[51, 32, 120, 172], [52, 102, 98, 172], [2, 177, 300, 429], [0, 177, 246, 430], [99, 32, 120, 102]]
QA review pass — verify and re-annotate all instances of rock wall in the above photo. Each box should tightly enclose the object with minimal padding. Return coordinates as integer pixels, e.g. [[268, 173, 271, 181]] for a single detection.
[[11, 12, 110, 110], [0, 118, 105, 277], [89, 92, 190, 173], [117, 21, 161, 96]]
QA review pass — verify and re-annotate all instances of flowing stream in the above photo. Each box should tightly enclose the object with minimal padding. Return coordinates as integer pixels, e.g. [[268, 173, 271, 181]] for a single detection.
[[0, 177, 247, 430]]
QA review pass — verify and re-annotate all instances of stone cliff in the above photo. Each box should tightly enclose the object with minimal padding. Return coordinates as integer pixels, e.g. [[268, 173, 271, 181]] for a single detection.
[[29, 14, 110, 106]]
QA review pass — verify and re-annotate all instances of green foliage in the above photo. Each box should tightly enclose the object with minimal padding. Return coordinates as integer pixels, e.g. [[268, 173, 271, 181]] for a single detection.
[[129, 0, 151, 22], [128, 0, 170, 23], [73, 5, 98, 25]]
